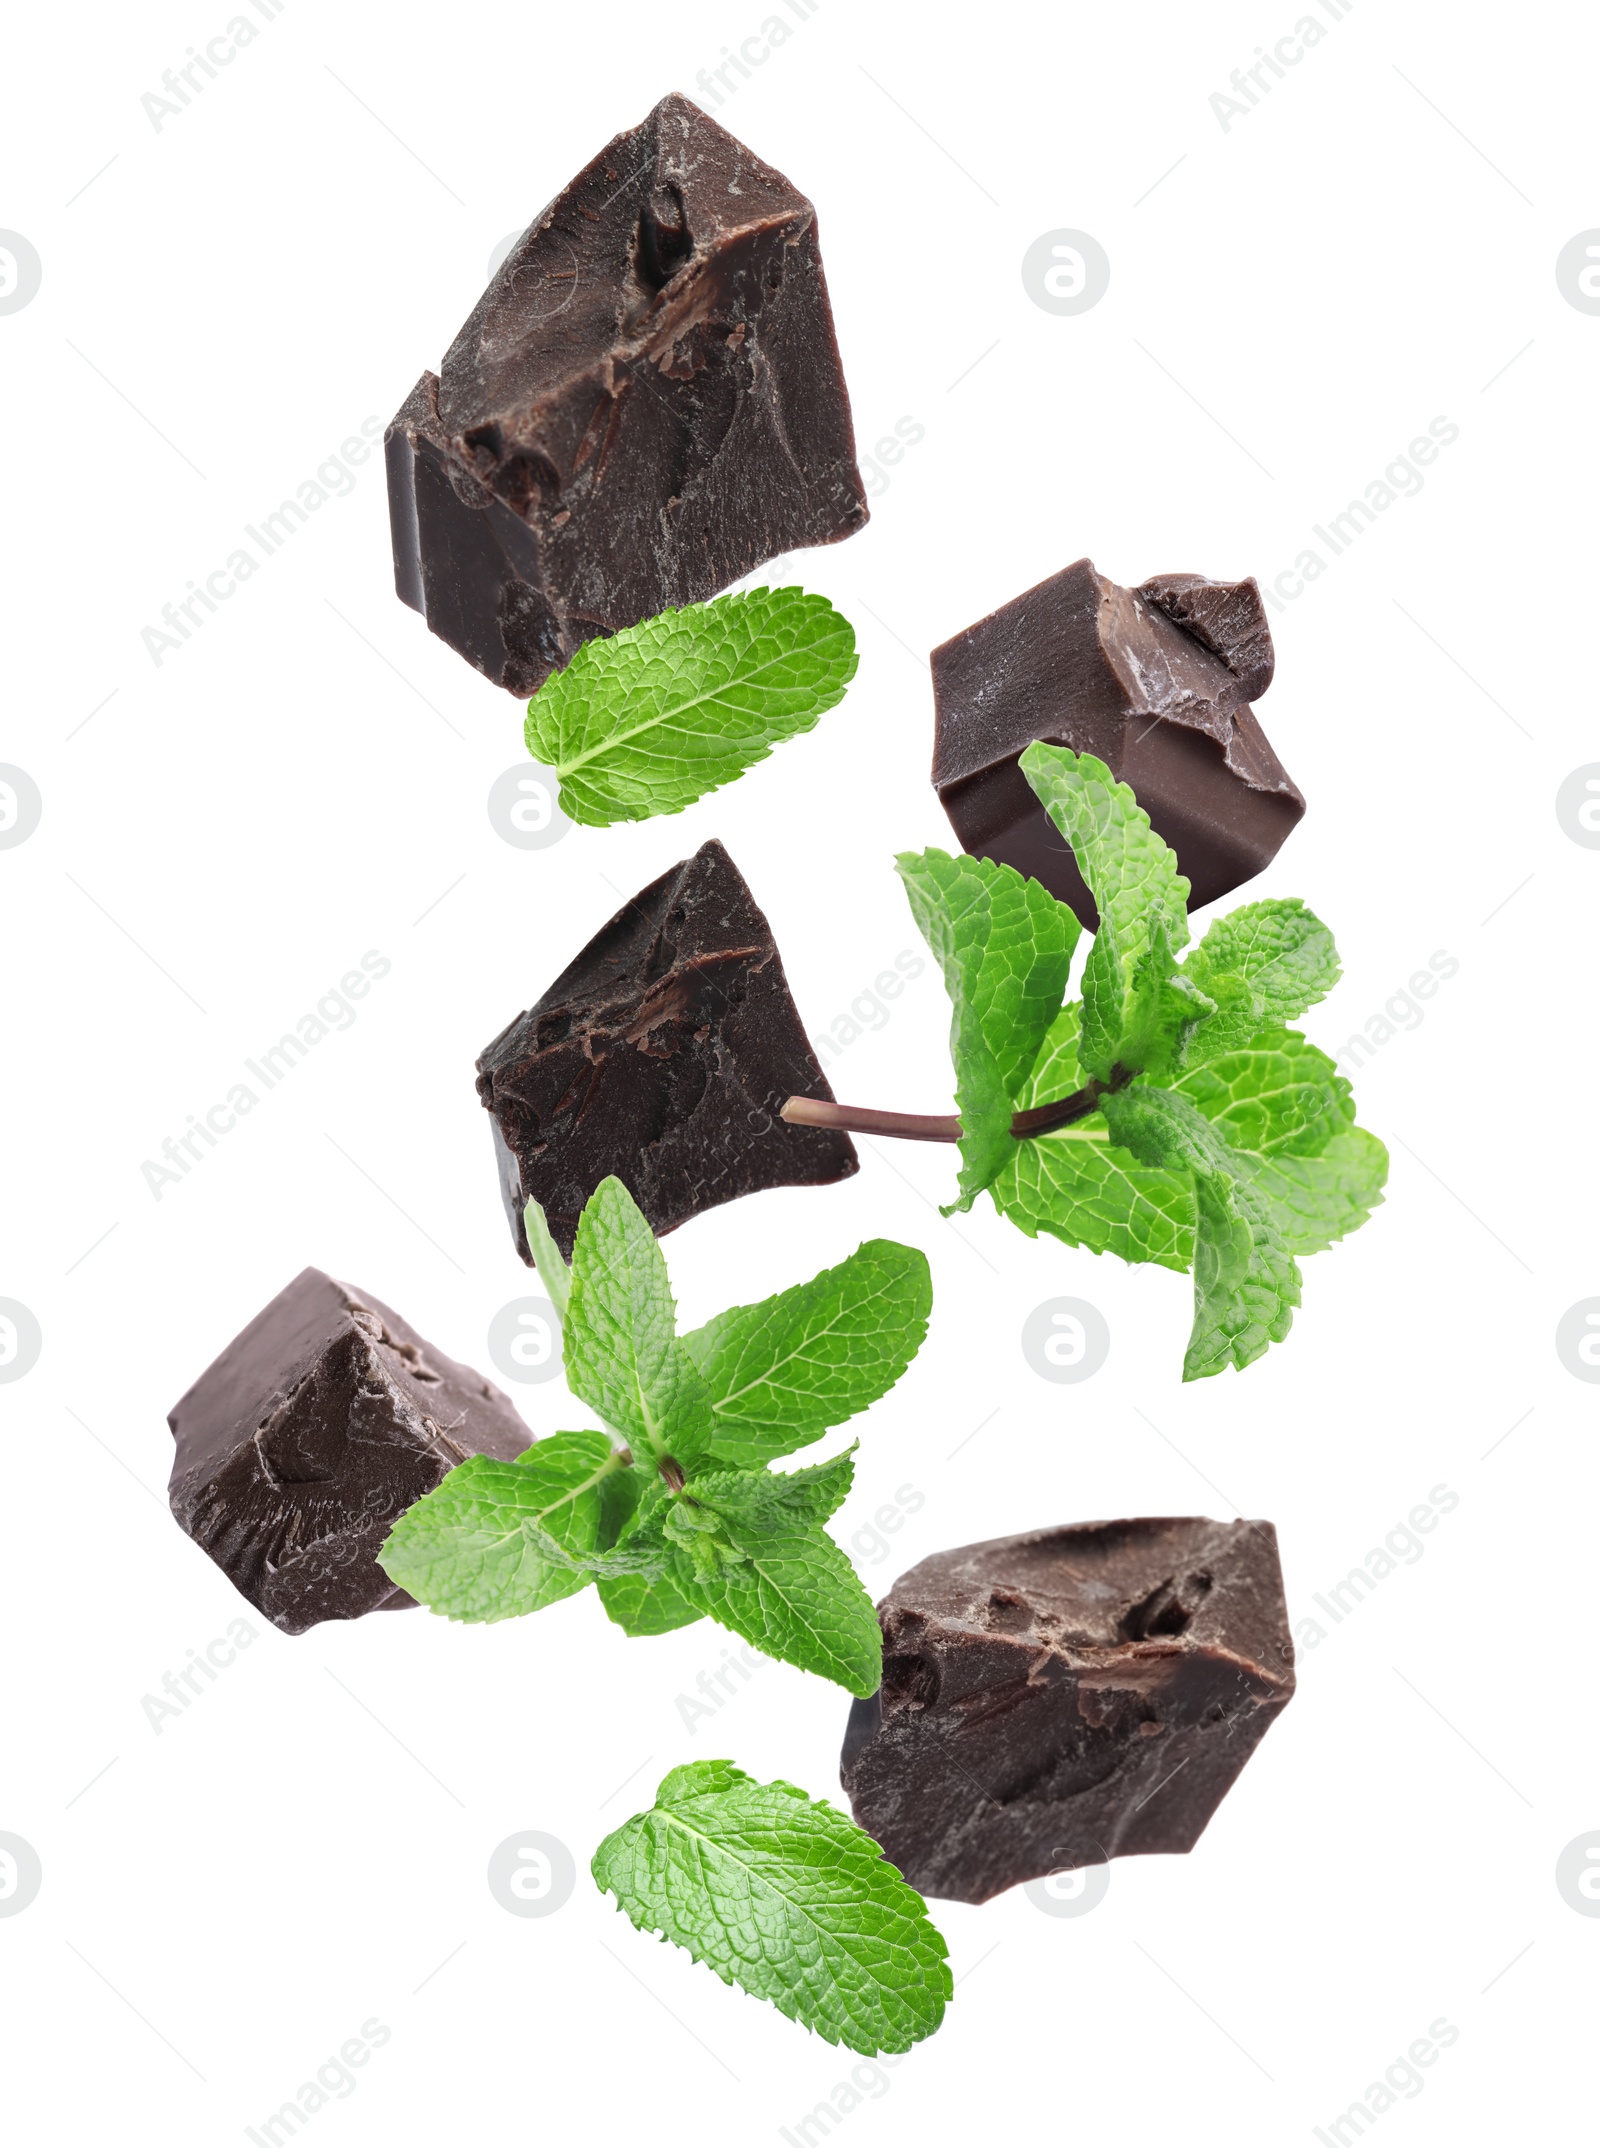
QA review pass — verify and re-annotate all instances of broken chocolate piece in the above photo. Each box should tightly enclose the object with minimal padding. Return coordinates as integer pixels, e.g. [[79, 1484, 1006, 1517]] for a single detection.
[[386, 91, 868, 697], [931, 560, 1304, 922], [477, 838, 856, 1261], [1136, 571, 1275, 704], [168, 1270, 530, 1636], [840, 1518, 1294, 1904]]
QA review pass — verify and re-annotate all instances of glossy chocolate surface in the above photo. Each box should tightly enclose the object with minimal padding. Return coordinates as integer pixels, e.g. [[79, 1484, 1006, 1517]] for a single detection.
[[841, 1517, 1295, 1903], [932, 561, 1303, 922], [168, 1270, 530, 1635], [386, 92, 867, 695], [477, 838, 855, 1260]]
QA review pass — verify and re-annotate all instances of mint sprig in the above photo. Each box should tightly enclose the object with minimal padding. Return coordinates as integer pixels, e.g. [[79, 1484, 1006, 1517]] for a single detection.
[[1183, 895, 1340, 1028], [564, 1178, 714, 1468], [997, 1003, 1197, 1270], [524, 587, 857, 825], [593, 1761, 951, 2055], [1237, 1128, 1390, 1255], [683, 1238, 932, 1467], [896, 847, 1078, 1212], [669, 1452, 881, 1692], [1098, 1082, 1302, 1380], [593, 1566, 702, 1637], [373, 1428, 630, 1623], [784, 747, 1386, 1381], [1018, 740, 1193, 1080], [379, 1180, 928, 1694]]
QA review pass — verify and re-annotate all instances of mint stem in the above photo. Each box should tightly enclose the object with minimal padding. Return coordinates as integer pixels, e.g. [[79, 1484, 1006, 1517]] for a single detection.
[[781, 1100, 962, 1143], [781, 1068, 1132, 1145]]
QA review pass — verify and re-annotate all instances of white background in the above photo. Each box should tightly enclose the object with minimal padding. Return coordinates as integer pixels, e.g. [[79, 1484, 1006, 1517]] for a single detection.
[[2, 2, 1594, 2141]]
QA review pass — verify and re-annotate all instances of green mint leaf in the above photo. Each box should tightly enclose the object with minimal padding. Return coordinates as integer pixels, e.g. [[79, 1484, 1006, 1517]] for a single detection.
[[1018, 744, 1190, 946], [377, 1429, 626, 1623], [672, 1508, 883, 1695], [1186, 1173, 1300, 1381], [1099, 1080, 1244, 1181], [1082, 907, 1163, 1082], [1014, 996, 1089, 1107], [638, 1454, 878, 1686], [991, 1005, 1195, 1266], [688, 1448, 858, 1533], [597, 1569, 704, 1636], [522, 1198, 571, 1325], [596, 1571, 702, 1635], [1174, 1031, 1354, 1158], [592, 1456, 644, 1555], [576, 1544, 671, 1580], [524, 588, 857, 826], [597, 1479, 704, 1635], [1184, 899, 1340, 1024], [896, 848, 1078, 1211], [1098, 1086, 1301, 1380], [1019, 744, 1190, 1081], [1119, 913, 1217, 1079], [610, 1473, 671, 1547], [683, 1240, 932, 1467], [592, 1762, 950, 2055], [992, 1119, 1196, 1270], [1235, 1128, 1389, 1255], [1179, 970, 1270, 1063], [564, 1177, 714, 1466]]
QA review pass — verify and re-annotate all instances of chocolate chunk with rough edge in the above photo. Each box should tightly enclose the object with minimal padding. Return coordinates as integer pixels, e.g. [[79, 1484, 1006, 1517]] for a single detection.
[[476, 838, 856, 1261], [840, 1517, 1295, 1904], [1138, 572, 1276, 704], [385, 92, 868, 697], [168, 1270, 531, 1636], [931, 560, 1304, 923]]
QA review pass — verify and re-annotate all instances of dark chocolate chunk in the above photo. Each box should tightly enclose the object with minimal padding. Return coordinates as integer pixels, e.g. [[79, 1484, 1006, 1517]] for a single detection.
[[477, 838, 856, 1261], [1137, 571, 1275, 704], [386, 91, 868, 697], [931, 560, 1304, 923], [840, 1518, 1294, 1904], [168, 1270, 530, 1636]]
